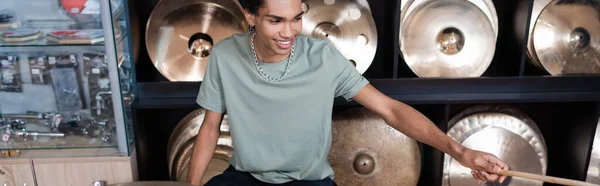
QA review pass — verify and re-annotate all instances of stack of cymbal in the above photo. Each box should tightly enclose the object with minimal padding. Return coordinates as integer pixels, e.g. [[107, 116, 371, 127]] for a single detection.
[[167, 109, 232, 184], [399, 0, 498, 78], [145, 0, 248, 81], [442, 105, 547, 186], [525, 0, 600, 75], [300, 0, 378, 74]]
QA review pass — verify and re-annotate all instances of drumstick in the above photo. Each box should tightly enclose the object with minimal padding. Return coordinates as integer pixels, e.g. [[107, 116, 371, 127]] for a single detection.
[[497, 170, 600, 186]]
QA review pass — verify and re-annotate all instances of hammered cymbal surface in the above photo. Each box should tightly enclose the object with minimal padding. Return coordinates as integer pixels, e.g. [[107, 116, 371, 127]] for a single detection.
[[442, 105, 547, 186], [532, 0, 600, 75], [399, 0, 496, 77], [329, 107, 421, 186], [145, 0, 248, 81], [301, 0, 377, 74]]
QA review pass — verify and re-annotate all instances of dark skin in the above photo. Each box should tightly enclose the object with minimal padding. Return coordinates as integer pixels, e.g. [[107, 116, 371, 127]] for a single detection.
[[187, 0, 509, 185]]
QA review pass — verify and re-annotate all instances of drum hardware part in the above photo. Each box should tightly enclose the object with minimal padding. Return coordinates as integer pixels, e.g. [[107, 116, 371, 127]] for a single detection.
[[443, 105, 547, 186], [329, 107, 421, 186], [399, 0, 498, 78], [95, 91, 113, 116], [145, 0, 248, 81], [525, 0, 600, 75], [14, 131, 65, 141], [301, 0, 376, 74], [497, 170, 600, 186], [92, 180, 108, 186]]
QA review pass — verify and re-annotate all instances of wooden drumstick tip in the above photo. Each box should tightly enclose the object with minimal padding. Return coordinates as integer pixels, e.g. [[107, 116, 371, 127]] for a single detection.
[[497, 170, 600, 186]]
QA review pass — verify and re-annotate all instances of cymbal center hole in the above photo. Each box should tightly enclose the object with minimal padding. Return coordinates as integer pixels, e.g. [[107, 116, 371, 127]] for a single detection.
[[312, 22, 340, 40], [436, 27, 464, 55], [188, 32, 214, 59], [353, 153, 375, 175], [569, 27, 590, 50]]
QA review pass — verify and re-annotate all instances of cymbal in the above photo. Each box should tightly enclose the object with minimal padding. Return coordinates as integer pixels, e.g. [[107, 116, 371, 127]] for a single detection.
[[109, 181, 193, 186], [399, 0, 497, 77], [300, 0, 377, 74], [167, 109, 232, 183], [442, 105, 547, 186], [329, 107, 421, 186], [531, 0, 600, 75], [145, 0, 248, 81]]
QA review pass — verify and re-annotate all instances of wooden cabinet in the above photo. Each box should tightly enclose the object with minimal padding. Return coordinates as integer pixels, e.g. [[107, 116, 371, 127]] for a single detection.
[[0, 156, 134, 186]]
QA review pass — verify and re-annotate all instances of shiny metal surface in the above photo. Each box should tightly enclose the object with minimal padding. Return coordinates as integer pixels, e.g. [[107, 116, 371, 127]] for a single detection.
[[109, 181, 194, 186], [586, 118, 600, 184], [329, 107, 421, 186], [530, 0, 600, 75], [442, 105, 547, 186], [399, 0, 497, 77], [167, 109, 232, 184], [301, 0, 377, 74], [145, 0, 248, 81]]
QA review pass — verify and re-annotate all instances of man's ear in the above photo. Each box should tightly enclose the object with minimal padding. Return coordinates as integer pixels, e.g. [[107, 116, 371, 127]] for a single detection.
[[244, 9, 255, 28]]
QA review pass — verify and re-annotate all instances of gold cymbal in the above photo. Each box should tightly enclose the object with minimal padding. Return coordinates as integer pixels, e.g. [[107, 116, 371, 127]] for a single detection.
[[145, 0, 248, 81], [399, 0, 497, 77], [531, 0, 600, 75], [442, 105, 547, 186], [329, 107, 421, 186], [300, 0, 377, 74], [167, 109, 232, 184]]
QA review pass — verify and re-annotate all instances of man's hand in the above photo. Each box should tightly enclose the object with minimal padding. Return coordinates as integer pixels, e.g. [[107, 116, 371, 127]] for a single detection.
[[453, 148, 510, 183]]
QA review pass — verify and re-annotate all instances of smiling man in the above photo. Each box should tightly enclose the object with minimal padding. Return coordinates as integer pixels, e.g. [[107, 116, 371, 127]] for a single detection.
[[186, 0, 509, 185]]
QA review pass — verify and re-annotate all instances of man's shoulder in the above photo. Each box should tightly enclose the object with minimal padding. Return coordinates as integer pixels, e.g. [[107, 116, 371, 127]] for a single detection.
[[296, 34, 333, 53], [211, 32, 249, 57]]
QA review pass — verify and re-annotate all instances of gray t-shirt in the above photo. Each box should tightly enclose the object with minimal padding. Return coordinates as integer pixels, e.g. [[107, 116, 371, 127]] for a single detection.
[[196, 31, 369, 184]]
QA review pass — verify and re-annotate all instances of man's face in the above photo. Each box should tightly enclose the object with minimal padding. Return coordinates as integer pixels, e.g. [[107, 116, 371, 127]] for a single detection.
[[246, 0, 304, 59]]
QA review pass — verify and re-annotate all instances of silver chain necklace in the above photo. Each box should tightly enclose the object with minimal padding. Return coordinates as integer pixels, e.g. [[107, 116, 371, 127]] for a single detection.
[[250, 32, 294, 82]]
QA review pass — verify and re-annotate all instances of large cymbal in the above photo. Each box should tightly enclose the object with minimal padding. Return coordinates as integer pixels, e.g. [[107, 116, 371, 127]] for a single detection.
[[145, 0, 248, 81], [301, 0, 377, 74], [167, 109, 232, 184], [399, 0, 497, 77], [531, 0, 600, 75], [329, 107, 421, 186], [442, 105, 547, 186]]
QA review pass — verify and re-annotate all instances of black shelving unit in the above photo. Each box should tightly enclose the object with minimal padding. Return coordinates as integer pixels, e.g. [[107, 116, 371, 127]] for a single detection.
[[127, 0, 600, 185]]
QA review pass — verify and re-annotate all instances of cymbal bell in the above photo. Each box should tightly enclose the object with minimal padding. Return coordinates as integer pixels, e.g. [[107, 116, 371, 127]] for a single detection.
[[329, 107, 421, 186], [442, 105, 547, 186], [531, 0, 600, 75], [399, 0, 497, 77], [300, 0, 377, 74], [145, 0, 248, 81]]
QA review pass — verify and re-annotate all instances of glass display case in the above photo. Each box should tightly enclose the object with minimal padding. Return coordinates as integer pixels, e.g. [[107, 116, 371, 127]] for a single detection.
[[0, 0, 136, 158]]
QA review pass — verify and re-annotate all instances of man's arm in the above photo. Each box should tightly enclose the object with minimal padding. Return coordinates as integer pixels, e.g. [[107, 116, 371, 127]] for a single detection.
[[186, 110, 224, 185], [352, 84, 509, 183]]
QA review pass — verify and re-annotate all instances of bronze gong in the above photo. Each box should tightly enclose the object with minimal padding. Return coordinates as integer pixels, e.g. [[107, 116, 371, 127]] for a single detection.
[[300, 0, 377, 74], [442, 105, 547, 186], [399, 0, 498, 78], [526, 0, 600, 75], [145, 0, 248, 81], [167, 109, 232, 184], [329, 107, 421, 186]]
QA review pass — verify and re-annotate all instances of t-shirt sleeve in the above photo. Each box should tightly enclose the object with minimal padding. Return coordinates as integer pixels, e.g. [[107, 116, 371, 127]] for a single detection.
[[327, 42, 370, 101], [196, 49, 226, 113]]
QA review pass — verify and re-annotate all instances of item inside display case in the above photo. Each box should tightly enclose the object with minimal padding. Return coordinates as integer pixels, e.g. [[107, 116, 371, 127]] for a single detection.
[[28, 55, 49, 84], [47, 29, 105, 45], [0, 55, 22, 92], [0, 9, 18, 29], [0, 29, 43, 43]]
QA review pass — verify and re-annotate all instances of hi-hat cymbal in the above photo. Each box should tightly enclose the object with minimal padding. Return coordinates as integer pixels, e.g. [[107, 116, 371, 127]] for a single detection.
[[146, 0, 248, 81], [531, 0, 600, 75], [399, 0, 497, 77], [109, 181, 193, 186], [167, 109, 232, 184], [301, 0, 377, 74], [329, 107, 421, 186], [442, 105, 547, 186]]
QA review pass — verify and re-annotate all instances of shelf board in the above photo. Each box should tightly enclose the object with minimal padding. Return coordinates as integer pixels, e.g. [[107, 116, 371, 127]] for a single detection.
[[133, 75, 600, 108]]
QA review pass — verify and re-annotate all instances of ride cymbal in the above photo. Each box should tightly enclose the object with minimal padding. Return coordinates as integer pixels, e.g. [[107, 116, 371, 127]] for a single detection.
[[301, 0, 377, 74], [531, 0, 600, 75], [146, 0, 248, 81], [329, 107, 421, 186], [442, 105, 547, 186], [399, 0, 497, 77], [167, 109, 232, 184]]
